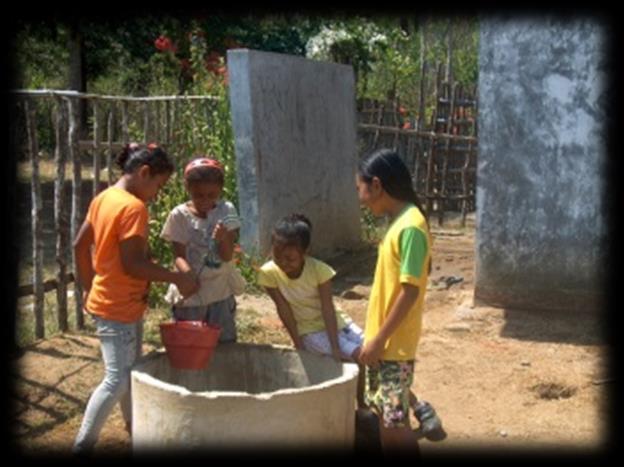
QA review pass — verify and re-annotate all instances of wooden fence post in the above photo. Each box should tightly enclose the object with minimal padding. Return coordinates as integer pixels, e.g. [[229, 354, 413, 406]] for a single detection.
[[446, 82, 457, 135], [461, 139, 472, 227], [155, 100, 161, 143], [92, 99, 101, 197], [169, 99, 179, 146], [24, 99, 45, 339], [425, 133, 435, 216], [191, 100, 198, 149], [107, 104, 114, 184], [143, 100, 149, 143], [437, 136, 451, 226], [164, 100, 171, 145], [121, 100, 129, 144], [54, 96, 69, 332], [67, 96, 84, 329]]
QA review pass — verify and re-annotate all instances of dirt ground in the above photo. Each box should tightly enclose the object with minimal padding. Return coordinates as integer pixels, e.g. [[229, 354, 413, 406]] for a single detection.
[[11, 215, 609, 456]]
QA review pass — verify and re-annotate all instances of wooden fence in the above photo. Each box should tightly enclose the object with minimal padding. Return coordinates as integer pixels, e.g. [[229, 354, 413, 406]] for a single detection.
[[13, 90, 220, 339], [356, 75, 478, 226]]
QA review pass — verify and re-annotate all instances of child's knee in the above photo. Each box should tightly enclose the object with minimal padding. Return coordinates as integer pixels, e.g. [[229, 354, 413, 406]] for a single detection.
[[103, 371, 130, 394]]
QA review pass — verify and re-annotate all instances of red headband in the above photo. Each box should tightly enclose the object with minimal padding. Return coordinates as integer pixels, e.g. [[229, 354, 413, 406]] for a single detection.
[[184, 157, 224, 177]]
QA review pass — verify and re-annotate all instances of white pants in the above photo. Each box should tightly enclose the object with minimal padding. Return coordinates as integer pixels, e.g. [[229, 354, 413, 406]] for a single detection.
[[301, 321, 364, 360]]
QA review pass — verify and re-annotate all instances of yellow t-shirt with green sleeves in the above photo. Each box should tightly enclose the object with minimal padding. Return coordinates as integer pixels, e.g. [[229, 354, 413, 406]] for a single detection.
[[257, 256, 351, 336], [364, 204, 431, 361]]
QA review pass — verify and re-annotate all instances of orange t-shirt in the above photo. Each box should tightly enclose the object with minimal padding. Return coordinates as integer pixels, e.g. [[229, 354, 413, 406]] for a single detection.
[[85, 186, 149, 322]]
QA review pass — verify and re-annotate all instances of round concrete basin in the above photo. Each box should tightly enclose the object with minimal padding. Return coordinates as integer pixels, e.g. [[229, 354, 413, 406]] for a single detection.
[[131, 343, 359, 451]]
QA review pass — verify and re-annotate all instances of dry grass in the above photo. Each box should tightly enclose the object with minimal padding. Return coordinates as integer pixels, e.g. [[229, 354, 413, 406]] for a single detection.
[[16, 158, 120, 184]]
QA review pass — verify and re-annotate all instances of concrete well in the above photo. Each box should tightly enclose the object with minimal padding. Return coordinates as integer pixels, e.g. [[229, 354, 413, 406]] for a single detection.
[[131, 343, 359, 452]]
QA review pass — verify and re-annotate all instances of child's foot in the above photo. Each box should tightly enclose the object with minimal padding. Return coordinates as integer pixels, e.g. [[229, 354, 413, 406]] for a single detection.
[[412, 401, 447, 441]]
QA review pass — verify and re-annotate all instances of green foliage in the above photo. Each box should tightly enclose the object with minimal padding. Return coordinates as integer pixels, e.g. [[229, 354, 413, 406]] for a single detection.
[[12, 24, 68, 155], [142, 306, 170, 347], [144, 25, 241, 307], [360, 206, 387, 243], [305, 16, 479, 118], [12, 22, 69, 90], [191, 14, 323, 56], [146, 170, 187, 307], [235, 249, 267, 294]]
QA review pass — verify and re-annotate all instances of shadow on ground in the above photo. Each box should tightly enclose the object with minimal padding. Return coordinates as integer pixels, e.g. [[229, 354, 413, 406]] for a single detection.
[[499, 307, 607, 346]]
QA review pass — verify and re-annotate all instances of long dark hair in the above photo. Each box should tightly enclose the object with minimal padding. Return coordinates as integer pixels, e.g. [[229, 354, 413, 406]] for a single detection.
[[358, 148, 428, 224], [116, 143, 175, 176]]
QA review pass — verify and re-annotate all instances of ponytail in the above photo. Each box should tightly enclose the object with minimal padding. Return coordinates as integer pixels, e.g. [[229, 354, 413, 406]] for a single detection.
[[116, 142, 175, 176]]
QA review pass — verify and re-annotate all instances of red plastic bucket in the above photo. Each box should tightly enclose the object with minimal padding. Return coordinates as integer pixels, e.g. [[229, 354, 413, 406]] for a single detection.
[[159, 321, 222, 370]]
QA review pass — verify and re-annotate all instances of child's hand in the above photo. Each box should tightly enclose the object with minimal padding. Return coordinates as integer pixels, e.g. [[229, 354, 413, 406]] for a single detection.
[[212, 221, 228, 243], [176, 271, 200, 298], [358, 337, 384, 368], [81, 289, 90, 316]]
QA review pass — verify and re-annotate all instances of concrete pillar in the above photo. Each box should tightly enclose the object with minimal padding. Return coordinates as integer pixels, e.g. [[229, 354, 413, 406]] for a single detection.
[[475, 18, 608, 312], [227, 49, 361, 258]]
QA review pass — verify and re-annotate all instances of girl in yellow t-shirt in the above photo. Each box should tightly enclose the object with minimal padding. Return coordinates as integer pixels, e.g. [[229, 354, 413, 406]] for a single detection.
[[72, 143, 199, 454], [356, 148, 445, 452], [257, 213, 366, 408]]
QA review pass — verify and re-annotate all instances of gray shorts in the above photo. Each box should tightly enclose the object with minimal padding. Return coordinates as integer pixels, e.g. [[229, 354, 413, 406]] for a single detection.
[[172, 295, 237, 343]]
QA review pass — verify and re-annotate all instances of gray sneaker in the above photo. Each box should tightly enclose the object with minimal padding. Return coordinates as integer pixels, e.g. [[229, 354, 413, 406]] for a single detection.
[[413, 401, 447, 441]]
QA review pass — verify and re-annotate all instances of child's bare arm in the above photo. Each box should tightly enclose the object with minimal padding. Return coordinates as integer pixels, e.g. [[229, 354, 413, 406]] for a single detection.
[[171, 241, 192, 273], [264, 286, 304, 349], [359, 283, 420, 367], [73, 220, 95, 292], [318, 280, 342, 360], [119, 235, 199, 297], [213, 223, 236, 262]]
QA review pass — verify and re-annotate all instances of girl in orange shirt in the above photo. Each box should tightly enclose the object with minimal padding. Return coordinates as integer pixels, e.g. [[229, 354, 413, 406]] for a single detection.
[[72, 143, 199, 454]]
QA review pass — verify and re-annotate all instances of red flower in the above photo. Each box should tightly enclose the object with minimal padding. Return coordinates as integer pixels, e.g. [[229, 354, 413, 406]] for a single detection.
[[155, 35, 177, 53]]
